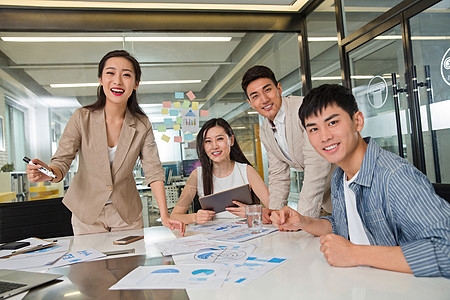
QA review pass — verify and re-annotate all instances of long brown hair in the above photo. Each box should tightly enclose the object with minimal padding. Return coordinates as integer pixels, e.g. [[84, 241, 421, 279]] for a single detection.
[[196, 118, 251, 196], [84, 50, 146, 117]]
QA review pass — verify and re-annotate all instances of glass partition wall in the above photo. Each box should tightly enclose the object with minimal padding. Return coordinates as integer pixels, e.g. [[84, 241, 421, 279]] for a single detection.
[[0, 0, 447, 218], [0, 31, 301, 206], [341, 0, 449, 184]]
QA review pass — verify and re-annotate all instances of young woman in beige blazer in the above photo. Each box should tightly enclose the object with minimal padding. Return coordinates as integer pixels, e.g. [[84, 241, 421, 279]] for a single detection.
[[26, 50, 184, 235]]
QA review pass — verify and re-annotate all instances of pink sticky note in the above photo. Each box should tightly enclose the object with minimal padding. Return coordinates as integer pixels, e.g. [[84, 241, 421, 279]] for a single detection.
[[174, 136, 182, 143], [200, 109, 209, 117], [186, 90, 196, 101], [162, 101, 172, 108]]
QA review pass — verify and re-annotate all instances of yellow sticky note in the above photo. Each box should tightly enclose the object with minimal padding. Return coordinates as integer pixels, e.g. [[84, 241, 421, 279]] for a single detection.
[[161, 109, 168, 115], [174, 102, 181, 108], [174, 124, 181, 130], [161, 134, 170, 143], [192, 102, 199, 110]]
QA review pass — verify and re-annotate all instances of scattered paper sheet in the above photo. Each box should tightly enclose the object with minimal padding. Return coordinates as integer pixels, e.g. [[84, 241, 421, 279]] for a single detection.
[[190, 222, 278, 243], [161, 108, 168, 115], [176, 243, 256, 265], [174, 136, 182, 143], [225, 255, 287, 286], [174, 102, 181, 108], [207, 227, 278, 243], [192, 102, 199, 110], [7, 239, 70, 259], [0, 237, 55, 259], [173, 124, 181, 131], [157, 125, 167, 132], [50, 248, 106, 268], [175, 92, 184, 99], [170, 109, 179, 116], [155, 234, 216, 256], [189, 222, 246, 233], [162, 101, 172, 108], [0, 252, 66, 271], [0, 240, 70, 271], [164, 118, 173, 126], [200, 109, 209, 117], [110, 264, 229, 290]]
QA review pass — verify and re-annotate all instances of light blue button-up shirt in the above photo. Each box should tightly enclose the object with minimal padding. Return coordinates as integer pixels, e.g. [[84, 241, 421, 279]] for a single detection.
[[323, 137, 450, 277]]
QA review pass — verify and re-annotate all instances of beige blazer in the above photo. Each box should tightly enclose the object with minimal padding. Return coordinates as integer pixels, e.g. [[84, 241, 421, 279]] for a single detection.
[[49, 107, 165, 224], [260, 96, 332, 216]]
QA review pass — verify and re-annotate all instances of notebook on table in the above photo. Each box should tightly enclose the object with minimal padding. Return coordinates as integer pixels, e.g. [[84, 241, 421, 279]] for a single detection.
[[0, 269, 61, 299]]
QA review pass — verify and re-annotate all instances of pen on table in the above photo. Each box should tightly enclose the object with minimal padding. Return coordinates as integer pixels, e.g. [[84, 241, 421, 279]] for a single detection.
[[104, 249, 135, 256]]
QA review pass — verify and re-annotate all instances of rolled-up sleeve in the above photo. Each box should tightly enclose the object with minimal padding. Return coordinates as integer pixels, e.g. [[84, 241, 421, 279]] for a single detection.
[[320, 215, 339, 235], [388, 167, 450, 278]]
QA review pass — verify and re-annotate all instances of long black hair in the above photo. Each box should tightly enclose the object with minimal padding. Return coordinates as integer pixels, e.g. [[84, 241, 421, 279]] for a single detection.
[[84, 50, 146, 117], [196, 118, 251, 196]]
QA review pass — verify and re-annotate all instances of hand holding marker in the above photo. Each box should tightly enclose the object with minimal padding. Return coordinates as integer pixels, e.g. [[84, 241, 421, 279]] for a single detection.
[[23, 156, 56, 179]]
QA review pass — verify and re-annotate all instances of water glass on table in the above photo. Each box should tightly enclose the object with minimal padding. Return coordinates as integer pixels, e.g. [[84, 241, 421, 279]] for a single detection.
[[245, 204, 263, 234]]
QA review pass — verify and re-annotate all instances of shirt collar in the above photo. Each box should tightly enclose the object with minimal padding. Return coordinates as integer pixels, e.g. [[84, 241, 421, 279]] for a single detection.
[[267, 100, 286, 131], [332, 137, 378, 189], [354, 137, 378, 187], [268, 99, 286, 130], [274, 100, 286, 125]]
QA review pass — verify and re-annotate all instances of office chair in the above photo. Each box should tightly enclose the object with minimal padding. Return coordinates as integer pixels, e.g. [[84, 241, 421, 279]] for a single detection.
[[432, 183, 450, 203]]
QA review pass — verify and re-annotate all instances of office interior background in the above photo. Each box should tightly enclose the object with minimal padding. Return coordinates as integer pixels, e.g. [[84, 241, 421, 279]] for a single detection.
[[0, 0, 448, 209]]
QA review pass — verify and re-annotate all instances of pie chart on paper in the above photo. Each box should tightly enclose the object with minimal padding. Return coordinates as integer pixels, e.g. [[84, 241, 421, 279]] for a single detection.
[[197, 252, 214, 260], [192, 269, 215, 276]]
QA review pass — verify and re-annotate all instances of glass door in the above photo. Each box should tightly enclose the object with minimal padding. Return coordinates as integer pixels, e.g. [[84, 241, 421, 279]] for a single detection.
[[348, 25, 413, 163], [408, 2, 450, 183]]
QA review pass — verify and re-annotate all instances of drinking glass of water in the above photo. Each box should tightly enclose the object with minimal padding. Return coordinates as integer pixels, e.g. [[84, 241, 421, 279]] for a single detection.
[[245, 204, 263, 234]]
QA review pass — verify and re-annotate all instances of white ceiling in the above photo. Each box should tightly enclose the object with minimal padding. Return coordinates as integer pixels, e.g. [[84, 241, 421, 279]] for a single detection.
[[0, 0, 314, 124], [0, 30, 302, 125], [2, 0, 446, 125], [0, 0, 308, 11]]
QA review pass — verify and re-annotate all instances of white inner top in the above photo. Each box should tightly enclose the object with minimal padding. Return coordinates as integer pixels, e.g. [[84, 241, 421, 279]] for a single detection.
[[343, 171, 370, 245], [197, 161, 248, 197], [106, 145, 117, 204], [197, 162, 249, 219], [270, 101, 291, 161]]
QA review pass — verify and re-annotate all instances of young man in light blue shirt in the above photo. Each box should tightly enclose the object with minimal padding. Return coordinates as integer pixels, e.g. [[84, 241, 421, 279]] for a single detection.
[[271, 84, 450, 277]]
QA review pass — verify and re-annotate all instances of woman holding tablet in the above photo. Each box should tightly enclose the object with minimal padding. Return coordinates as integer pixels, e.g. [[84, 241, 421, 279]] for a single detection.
[[171, 118, 271, 224], [25, 50, 184, 236]]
